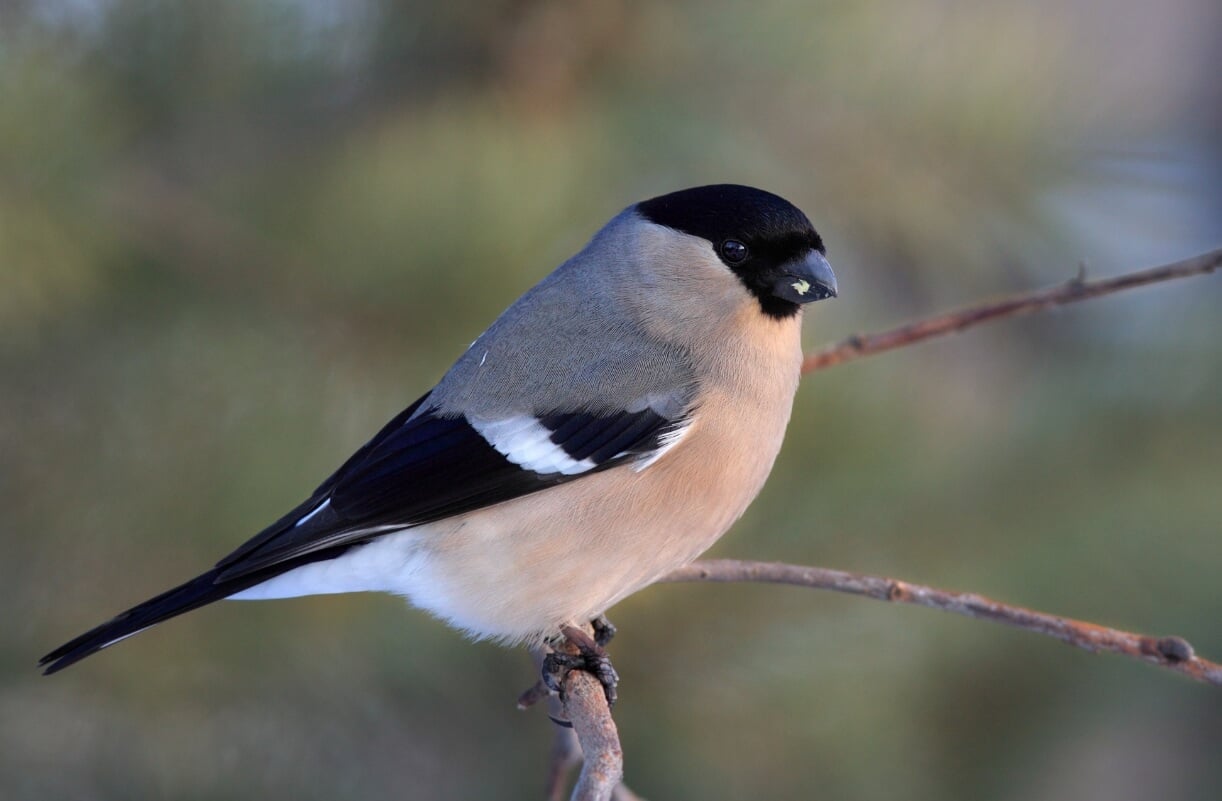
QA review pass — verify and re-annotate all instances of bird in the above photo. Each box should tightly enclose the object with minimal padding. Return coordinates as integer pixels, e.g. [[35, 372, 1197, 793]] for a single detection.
[[39, 184, 838, 700]]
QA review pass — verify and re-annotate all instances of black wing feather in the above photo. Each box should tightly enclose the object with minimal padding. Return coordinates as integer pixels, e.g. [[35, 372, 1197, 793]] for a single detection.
[[215, 406, 681, 579], [216, 394, 430, 569]]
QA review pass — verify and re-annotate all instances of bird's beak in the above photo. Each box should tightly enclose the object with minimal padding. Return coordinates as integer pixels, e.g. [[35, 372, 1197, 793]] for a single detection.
[[771, 250, 838, 304]]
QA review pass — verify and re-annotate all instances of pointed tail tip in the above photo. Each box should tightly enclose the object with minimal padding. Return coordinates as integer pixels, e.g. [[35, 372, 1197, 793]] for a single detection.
[[38, 642, 94, 675], [37, 613, 147, 676], [38, 654, 68, 676]]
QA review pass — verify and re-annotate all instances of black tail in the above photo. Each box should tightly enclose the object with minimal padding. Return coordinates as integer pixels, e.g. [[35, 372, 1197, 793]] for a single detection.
[[39, 545, 354, 675]]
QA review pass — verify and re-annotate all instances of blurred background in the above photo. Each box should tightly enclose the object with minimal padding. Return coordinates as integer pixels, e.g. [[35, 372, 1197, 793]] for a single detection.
[[2, 1, 1220, 799]]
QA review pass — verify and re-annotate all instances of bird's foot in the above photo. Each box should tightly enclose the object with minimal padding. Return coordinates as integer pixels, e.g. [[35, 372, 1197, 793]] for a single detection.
[[516, 616, 621, 718], [543, 623, 620, 710], [590, 614, 617, 648]]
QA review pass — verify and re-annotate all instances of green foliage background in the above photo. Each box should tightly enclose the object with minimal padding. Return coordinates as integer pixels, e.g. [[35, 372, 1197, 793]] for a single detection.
[[2, 2, 1219, 799]]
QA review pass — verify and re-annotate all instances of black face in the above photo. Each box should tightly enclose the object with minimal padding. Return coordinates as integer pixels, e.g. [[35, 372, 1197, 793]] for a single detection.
[[636, 184, 834, 319]]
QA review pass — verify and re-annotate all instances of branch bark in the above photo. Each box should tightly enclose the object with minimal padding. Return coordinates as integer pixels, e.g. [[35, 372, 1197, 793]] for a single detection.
[[661, 560, 1222, 687], [527, 642, 630, 801], [562, 670, 625, 801], [802, 247, 1221, 372]]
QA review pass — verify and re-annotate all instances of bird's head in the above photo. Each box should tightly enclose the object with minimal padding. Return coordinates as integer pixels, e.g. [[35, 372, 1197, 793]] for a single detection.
[[635, 184, 837, 320]]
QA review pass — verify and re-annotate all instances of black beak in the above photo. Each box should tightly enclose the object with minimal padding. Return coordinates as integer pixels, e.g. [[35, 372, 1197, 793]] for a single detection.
[[771, 251, 838, 304]]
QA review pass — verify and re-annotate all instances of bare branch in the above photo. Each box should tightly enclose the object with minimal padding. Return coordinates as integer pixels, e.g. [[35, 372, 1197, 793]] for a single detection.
[[560, 668, 624, 801], [802, 247, 1222, 372], [661, 559, 1222, 687], [524, 643, 628, 801]]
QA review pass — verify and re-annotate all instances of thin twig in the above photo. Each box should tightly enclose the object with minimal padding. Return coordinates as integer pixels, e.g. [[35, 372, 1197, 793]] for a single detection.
[[802, 247, 1221, 372], [661, 559, 1222, 686]]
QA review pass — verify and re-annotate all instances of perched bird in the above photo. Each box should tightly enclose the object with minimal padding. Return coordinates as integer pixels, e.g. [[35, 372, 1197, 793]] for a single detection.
[[40, 184, 838, 698]]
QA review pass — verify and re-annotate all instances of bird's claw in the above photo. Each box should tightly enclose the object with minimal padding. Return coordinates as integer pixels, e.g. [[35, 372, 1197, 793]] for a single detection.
[[542, 623, 620, 710], [591, 614, 617, 648]]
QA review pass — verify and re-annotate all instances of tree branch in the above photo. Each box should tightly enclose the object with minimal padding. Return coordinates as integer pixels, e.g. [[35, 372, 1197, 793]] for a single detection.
[[558, 667, 624, 801], [525, 641, 629, 801], [661, 559, 1222, 686], [802, 247, 1222, 372]]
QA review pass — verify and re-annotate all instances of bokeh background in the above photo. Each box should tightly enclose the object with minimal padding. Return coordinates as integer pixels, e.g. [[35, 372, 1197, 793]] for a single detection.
[[2, 1, 1220, 799]]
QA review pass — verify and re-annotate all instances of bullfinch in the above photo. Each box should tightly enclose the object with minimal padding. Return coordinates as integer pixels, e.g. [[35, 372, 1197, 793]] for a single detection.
[[40, 184, 838, 699]]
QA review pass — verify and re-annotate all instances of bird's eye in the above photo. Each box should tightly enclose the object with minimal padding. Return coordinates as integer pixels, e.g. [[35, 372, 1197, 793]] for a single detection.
[[720, 239, 749, 264]]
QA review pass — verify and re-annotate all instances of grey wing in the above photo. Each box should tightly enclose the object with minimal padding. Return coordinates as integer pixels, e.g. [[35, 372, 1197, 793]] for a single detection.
[[426, 253, 696, 419]]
